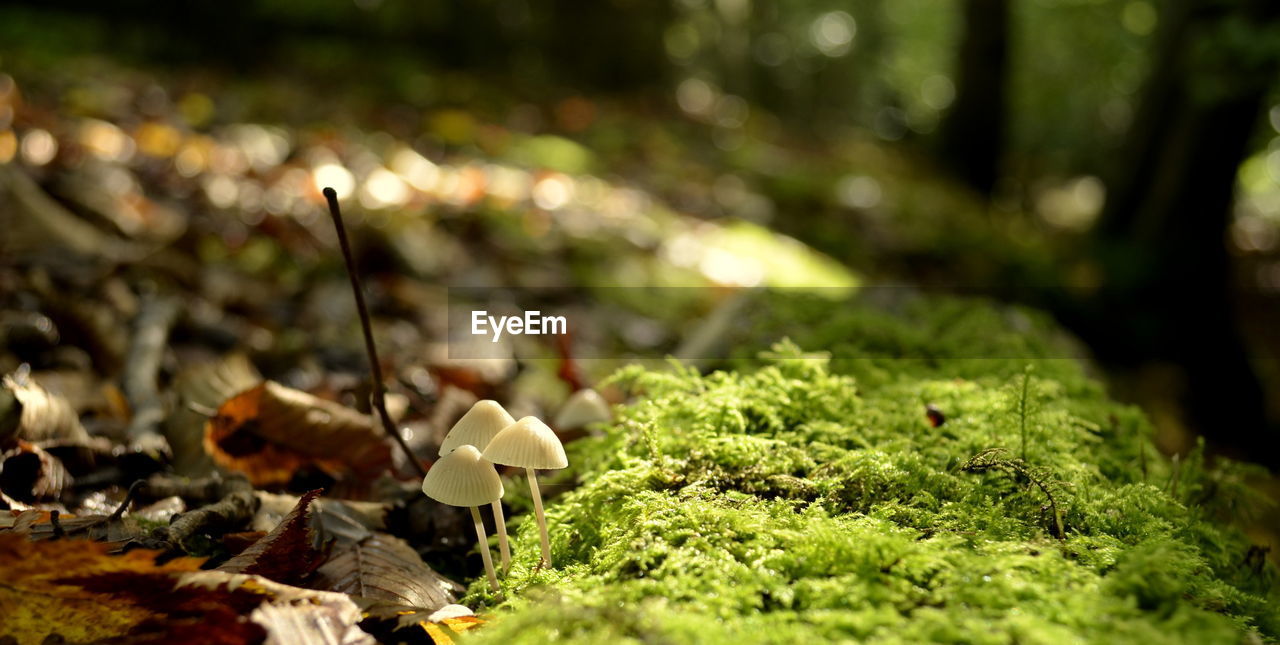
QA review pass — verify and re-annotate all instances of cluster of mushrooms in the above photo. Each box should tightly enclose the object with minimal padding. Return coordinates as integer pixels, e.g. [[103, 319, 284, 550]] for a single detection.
[[420, 390, 609, 592]]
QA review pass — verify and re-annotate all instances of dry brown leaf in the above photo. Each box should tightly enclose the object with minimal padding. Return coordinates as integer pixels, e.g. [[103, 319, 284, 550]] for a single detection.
[[2, 373, 91, 446], [0, 491, 30, 512], [0, 164, 148, 264], [6, 511, 146, 548], [204, 381, 391, 487], [0, 533, 374, 644], [180, 571, 373, 645], [0, 532, 252, 644], [54, 161, 188, 244], [308, 497, 388, 544], [0, 440, 72, 503], [222, 530, 268, 556], [249, 597, 374, 645], [310, 532, 462, 611], [220, 489, 325, 585], [166, 353, 261, 477], [252, 491, 387, 540], [3, 508, 59, 533]]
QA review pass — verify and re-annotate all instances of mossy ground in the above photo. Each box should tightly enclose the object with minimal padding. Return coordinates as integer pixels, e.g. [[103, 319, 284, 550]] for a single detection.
[[465, 291, 1278, 644]]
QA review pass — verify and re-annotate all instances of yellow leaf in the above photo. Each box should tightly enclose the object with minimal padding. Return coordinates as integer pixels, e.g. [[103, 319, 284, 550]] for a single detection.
[[423, 621, 455, 644]]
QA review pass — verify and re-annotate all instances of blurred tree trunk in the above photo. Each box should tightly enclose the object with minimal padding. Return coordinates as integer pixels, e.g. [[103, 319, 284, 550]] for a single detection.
[[937, 0, 1009, 196], [1086, 0, 1280, 466]]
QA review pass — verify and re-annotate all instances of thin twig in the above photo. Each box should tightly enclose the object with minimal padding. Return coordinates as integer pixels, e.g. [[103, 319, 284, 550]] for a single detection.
[[107, 479, 148, 522], [323, 187, 427, 479]]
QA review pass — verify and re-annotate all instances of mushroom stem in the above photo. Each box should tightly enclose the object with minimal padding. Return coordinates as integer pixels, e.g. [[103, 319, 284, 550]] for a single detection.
[[525, 467, 552, 567], [469, 506, 500, 593], [491, 499, 511, 572]]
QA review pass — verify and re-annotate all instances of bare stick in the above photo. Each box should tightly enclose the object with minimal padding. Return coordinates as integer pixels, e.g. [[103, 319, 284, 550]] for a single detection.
[[107, 479, 148, 522], [163, 475, 257, 552], [323, 188, 426, 479]]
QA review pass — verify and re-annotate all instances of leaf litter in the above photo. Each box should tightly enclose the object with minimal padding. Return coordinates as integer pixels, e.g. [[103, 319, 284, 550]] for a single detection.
[[0, 60, 1276, 645]]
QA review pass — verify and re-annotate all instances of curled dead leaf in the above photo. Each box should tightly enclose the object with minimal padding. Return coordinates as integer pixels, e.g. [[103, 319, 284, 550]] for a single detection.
[[2, 373, 91, 446], [204, 381, 391, 487], [166, 353, 261, 477], [0, 440, 72, 503], [253, 491, 387, 545]]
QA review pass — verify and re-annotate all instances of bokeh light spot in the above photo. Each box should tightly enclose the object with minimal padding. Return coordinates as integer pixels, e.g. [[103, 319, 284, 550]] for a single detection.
[[1121, 1, 1157, 36], [20, 129, 57, 166], [810, 11, 856, 57], [313, 163, 356, 200]]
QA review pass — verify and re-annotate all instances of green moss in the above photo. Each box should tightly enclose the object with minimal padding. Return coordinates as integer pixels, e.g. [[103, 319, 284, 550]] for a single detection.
[[465, 293, 1279, 644]]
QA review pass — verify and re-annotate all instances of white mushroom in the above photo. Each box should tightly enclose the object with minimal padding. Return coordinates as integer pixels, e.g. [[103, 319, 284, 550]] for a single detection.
[[553, 388, 611, 431], [420, 445, 503, 593], [439, 400, 516, 572], [482, 416, 567, 568]]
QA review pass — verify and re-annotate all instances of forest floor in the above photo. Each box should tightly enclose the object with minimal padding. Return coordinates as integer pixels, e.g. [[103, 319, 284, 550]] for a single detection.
[[1, 56, 1278, 644]]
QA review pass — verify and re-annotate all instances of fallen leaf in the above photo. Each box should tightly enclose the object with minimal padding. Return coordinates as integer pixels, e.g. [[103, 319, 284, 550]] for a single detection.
[[249, 596, 373, 645], [252, 491, 387, 544], [309, 532, 462, 612], [180, 571, 373, 645], [0, 533, 375, 644], [54, 161, 188, 244], [0, 532, 251, 644], [0, 440, 72, 502], [15, 513, 149, 549], [166, 353, 261, 477], [3, 509, 56, 533], [418, 606, 485, 644], [2, 374, 92, 446], [362, 603, 486, 644], [220, 489, 325, 585], [222, 530, 268, 556], [204, 381, 391, 487]]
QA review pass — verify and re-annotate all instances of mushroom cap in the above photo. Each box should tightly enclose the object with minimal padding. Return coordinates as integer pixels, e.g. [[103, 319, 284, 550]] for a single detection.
[[439, 400, 516, 457], [482, 416, 568, 470], [553, 388, 611, 430], [421, 445, 503, 507]]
